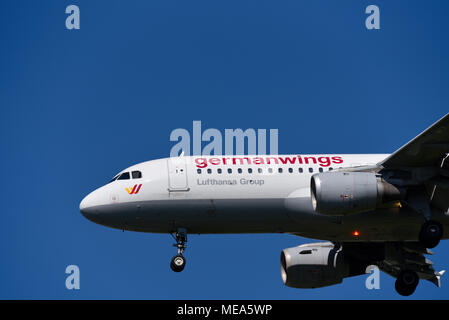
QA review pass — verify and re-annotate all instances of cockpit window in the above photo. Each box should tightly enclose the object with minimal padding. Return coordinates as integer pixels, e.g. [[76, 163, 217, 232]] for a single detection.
[[117, 172, 130, 180], [132, 171, 142, 179]]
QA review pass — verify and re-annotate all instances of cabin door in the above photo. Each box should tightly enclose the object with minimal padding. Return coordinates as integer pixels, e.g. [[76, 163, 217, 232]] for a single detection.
[[167, 157, 189, 192]]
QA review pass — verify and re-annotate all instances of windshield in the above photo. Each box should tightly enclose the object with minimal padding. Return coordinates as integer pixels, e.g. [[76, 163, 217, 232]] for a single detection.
[[117, 172, 130, 180], [109, 170, 141, 183], [132, 170, 142, 179]]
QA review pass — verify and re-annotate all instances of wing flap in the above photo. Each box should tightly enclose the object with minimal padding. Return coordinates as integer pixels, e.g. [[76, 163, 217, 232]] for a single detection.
[[378, 242, 444, 288]]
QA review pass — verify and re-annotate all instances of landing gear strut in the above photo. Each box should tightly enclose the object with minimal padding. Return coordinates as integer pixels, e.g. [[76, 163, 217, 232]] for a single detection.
[[419, 220, 443, 249], [407, 191, 443, 249], [170, 228, 187, 272], [395, 270, 419, 296]]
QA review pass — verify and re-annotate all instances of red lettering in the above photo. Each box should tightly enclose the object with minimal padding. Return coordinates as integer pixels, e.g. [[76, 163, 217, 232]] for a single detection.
[[232, 157, 252, 165], [209, 157, 220, 165], [279, 156, 296, 164], [318, 156, 331, 167], [332, 156, 343, 164], [195, 155, 343, 168], [304, 157, 317, 164], [265, 157, 279, 165], [195, 158, 208, 168]]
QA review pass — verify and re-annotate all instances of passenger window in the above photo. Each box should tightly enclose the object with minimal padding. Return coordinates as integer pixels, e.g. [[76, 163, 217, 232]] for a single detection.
[[319, 167, 324, 173], [238, 168, 242, 174], [132, 171, 142, 179], [288, 168, 293, 173], [268, 168, 273, 174], [309, 168, 313, 173], [248, 168, 253, 174], [217, 168, 222, 174], [207, 168, 212, 174], [117, 172, 130, 180], [228, 168, 232, 174], [299, 168, 303, 173], [329, 167, 333, 171], [197, 169, 202, 174], [258, 168, 263, 174], [278, 168, 283, 173]]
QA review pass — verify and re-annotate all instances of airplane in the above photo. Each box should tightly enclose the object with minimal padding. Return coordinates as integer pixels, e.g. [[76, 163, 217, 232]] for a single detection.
[[80, 113, 449, 296]]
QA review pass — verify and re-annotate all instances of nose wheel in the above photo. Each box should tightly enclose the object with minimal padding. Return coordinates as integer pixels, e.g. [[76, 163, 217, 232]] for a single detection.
[[170, 254, 186, 272], [170, 228, 187, 272]]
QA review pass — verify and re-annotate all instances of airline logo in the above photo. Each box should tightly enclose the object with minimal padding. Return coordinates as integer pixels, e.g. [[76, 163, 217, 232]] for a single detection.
[[126, 184, 142, 195], [194, 155, 344, 168]]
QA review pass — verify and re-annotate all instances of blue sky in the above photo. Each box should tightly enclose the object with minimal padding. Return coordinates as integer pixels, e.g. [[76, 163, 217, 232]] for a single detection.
[[1, 0, 448, 299]]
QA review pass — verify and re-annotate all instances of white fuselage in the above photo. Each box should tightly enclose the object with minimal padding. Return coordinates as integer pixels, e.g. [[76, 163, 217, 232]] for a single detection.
[[80, 154, 448, 242]]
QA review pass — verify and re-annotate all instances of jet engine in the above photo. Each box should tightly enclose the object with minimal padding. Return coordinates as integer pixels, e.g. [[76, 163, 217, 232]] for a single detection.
[[310, 171, 403, 216], [280, 242, 349, 288]]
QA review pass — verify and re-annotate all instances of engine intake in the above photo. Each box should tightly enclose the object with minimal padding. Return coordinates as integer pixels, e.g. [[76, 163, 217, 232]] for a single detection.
[[280, 242, 348, 288], [311, 171, 403, 216]]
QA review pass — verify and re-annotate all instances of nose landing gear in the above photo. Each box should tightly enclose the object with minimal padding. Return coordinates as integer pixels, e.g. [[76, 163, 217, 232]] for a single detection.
[[170, 228, 187, 272], [170, 254, 186, 272]]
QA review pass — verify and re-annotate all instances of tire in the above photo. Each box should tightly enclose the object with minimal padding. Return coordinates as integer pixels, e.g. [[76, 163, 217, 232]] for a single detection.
[[170, 255, 186, 272], [395, 270, 419, 296], [419, 221, 443, 249]]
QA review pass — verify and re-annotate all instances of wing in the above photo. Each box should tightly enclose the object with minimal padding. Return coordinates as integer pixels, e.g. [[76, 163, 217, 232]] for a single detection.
[[343, 242, 445, 288], [336, 117, 449, 291], [379, 113, 449, 168], [376, 242, 445, 288], [377, 113, 449, 212]]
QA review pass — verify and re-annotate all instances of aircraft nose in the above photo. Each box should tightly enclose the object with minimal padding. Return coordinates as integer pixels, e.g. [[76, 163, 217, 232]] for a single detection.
[[79, 191, 99, 218], [79, 187, 117, 227]]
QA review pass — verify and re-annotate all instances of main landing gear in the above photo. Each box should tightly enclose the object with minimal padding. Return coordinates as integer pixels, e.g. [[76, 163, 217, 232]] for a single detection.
[[419, 220, 443, 249], [396, 219, 443, 295], [170, 228, 187, 272], [407, 191, 444, 249], [395, 270, 419, 296]]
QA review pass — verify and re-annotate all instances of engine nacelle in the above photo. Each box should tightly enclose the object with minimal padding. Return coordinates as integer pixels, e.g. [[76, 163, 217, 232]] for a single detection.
[[310, 171, 403, 216], [280, 242, 348, 288]]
